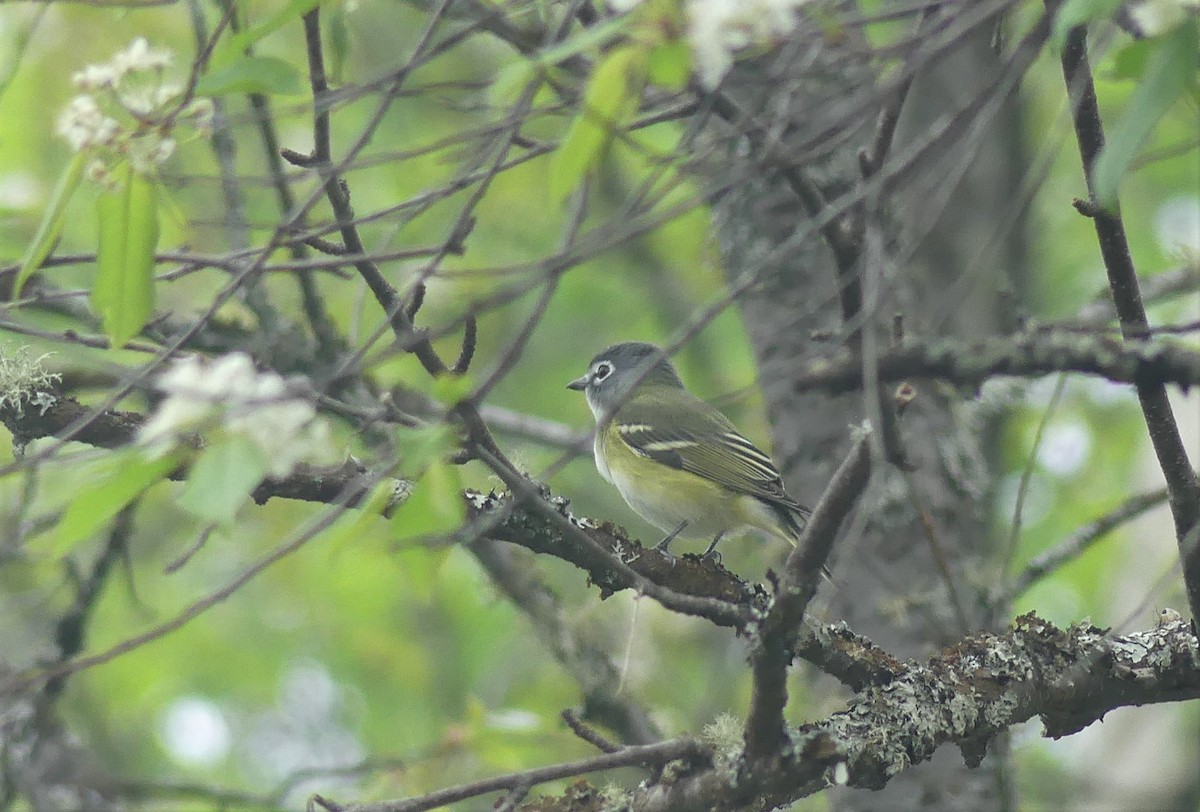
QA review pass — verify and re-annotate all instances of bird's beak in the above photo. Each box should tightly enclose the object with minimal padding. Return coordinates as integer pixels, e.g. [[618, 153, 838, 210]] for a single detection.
[[566, 374, 589, 391]]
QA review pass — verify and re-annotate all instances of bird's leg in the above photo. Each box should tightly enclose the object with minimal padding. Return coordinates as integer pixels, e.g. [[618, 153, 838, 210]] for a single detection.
[[700, 532, 726, 563], [654, 521, 689, 563]]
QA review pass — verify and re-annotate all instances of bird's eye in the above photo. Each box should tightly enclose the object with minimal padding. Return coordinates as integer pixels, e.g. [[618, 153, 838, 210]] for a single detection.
[[594, 363, 613, 381]]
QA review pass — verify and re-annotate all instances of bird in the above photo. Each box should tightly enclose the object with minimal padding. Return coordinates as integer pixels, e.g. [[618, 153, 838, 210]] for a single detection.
[[568, 341, 810, 560]]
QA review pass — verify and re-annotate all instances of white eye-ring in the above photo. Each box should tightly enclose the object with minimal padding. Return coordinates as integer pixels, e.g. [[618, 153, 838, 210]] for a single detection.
[[593, 362, 613, 381]]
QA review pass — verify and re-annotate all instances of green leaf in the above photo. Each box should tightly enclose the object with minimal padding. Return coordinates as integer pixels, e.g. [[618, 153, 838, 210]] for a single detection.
[[328, 5, 350, 84], [394, 423, 457, 478], [196, 55, 304, 97], [177, 435, 270, 525], [51, 449, 179, 555], [389, 461, 465, 542], [1092, 19, 1198, 210], [220, 0, 322, 61], [1052, 0, 1124, 48], [490, 60, 541, 108], [13, 151, 86, 298], [430, 372, 474, 405], [549, 45, 646, 204], [1110, 38, 1155, 81], [535, 14, 631, 68], [647, 40, 691, 90], [93, 166, 158, 348], [315, 480, 400, 556]]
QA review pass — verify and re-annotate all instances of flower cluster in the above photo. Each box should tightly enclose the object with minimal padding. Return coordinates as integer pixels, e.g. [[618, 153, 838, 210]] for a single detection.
[[1130, 0, 1199, 36], [609, 0, 808, 89], [56, 38, 213, 179], [139, 353, 333, 479], [686, 0, 809, 87]]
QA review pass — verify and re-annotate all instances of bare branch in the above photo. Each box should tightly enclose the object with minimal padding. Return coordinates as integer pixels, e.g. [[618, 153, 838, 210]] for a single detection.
[[323, 737, 708, 812], [1056, 19, 1200, 622], [788, 330, 1200, 393], [744, 431, 872, 763]]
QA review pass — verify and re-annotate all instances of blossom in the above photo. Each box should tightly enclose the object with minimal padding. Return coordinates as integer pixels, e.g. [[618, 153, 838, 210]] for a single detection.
[[112, 37, 173, 74], [1130, 0, 1199, 36], [72, 64, 118, 90], [55, 95, 119, 151], [686, 0, 809, 88], [56, 38, 203, 176], [139, 353, 333, 479], [127, 134, 175, 174]]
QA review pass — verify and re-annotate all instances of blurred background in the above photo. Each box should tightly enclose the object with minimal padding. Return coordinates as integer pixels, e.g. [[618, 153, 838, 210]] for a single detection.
[[0, 1, 1197, 809]]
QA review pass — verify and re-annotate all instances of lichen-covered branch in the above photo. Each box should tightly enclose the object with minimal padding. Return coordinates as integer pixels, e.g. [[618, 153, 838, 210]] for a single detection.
[[789, 330, 1200, 393], [319, 614, 1198, 812], [593, 615, 1200, 812]]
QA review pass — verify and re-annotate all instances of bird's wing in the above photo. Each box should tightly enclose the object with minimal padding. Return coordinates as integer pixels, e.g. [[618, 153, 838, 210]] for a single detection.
[[614, 395, 809, 517]]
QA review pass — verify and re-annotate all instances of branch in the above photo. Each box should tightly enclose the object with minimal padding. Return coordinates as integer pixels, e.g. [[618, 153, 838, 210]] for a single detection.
[[0, 393, 380, 508], [788, 330, 1200, 393], [313, 737, 708, 812], [469, 538, 662, 745], [623, 614, 1200, 812], [1056, 19, 1200, 622], [744, 431, 872, 763], [1004, 487, 1170, 602]]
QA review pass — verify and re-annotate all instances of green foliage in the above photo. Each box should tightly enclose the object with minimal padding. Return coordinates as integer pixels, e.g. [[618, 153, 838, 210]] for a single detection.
[[176, 435, 270, 524], [195, 54, 304, 97], [646, 40, 692, 90], [13, 151, 85, 298], [1051, 0, 1125, 47], [93, 165, 159, 348], [1092, 18, 1198, 210], [550, 45, 647, 204], [219, 0, 323, 58], [48, 449, 180, 555]]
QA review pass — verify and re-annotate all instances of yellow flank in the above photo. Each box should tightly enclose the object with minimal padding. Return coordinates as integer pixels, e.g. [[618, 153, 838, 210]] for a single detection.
[[599, 420, 796, 546]]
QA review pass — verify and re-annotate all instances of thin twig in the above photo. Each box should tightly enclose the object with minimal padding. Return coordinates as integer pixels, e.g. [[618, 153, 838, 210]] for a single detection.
[[744, 431, 873, 764], [337, 737, 707, 812], [1004, 487, 1171, 601], [1056, 19, 1200, 622]]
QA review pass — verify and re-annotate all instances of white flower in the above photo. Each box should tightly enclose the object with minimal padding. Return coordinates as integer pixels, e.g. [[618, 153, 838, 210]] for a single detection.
[[55, 95, 119, 152], [153, 83, 183, 107], [72, 64, 118, 90], [181, 98, 215, 133], [113, 37, 173, 74], [608, 0, 646, 11], [126, 134, 175, 173], [686, 0, 809, 88], [1130, 0, 1198, 36], [138, 353, 332, 478]]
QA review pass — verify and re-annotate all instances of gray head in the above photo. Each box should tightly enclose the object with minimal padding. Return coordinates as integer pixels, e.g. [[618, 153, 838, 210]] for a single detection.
[[567, 341, 683, 419]]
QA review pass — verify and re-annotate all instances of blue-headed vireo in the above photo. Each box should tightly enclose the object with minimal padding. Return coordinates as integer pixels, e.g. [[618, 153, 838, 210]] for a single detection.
[[568, 341, 810, 559]]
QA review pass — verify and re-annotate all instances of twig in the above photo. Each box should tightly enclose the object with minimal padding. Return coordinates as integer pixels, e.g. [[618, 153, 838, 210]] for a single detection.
[[786, 330, 1200, 393], [470, 537, 661, 745], [1004, 487, 1171, 601], [561, 709, 622, 753], [744, 431, 873, 763], [1003, 374, 1068, 574], [45, 503, 138, 701], [335, 737, 707, 812], [1056, 19, 1200, 622], [859, 4, 943, 176]]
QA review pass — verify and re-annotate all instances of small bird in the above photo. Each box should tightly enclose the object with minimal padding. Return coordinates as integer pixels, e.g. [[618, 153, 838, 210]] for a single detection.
[[568, 341, 810, 560]]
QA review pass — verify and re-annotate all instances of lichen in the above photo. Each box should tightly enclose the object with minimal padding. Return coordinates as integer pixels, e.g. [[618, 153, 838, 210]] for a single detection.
[[701, 712, 744, 781], [0, 346, 60, 416]]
